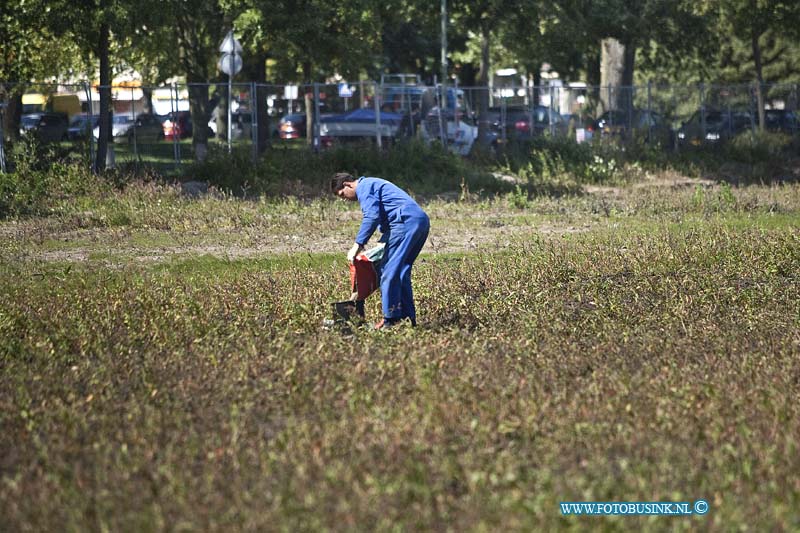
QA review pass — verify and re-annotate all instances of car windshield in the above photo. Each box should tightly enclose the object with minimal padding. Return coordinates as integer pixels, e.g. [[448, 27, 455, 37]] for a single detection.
[[704, 112, 726, 125], [599, 111, 629, 124], [70, 116, 92, 127], [22, 115, 41, 126]]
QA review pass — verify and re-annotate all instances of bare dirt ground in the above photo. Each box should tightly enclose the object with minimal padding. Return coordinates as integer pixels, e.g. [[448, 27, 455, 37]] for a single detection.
[[0, 173, 776, 265], [21, 218, 592, 265]]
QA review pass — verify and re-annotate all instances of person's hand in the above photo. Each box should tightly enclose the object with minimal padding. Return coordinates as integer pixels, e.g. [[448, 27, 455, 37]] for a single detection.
[[347, 243, 363, 263]]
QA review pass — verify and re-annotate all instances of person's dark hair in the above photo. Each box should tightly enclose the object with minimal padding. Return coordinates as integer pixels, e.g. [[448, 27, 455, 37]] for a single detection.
[[330, 172, 355, 193]]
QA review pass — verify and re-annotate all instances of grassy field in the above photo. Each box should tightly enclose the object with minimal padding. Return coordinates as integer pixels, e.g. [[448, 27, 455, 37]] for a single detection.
[[1, 173, 799, 531]]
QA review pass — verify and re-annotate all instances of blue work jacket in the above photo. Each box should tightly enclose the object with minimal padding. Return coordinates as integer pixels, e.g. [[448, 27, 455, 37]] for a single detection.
[[354, 177, 427, 246]]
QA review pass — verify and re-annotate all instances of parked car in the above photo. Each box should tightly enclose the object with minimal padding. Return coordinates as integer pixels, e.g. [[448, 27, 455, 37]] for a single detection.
[[677, 109, 752, 146], [162, 111, 193, 140], [67, 114, 99, 141], [126, 113, 165, 143], [208, 112, 252, 140], [487, 105, 568, 143], [764, 109, 798, 134], [94, 114, 164, 144], [279, 113, 307, 139], [592, 109, 672, 144], [20, 112, 69, 142], [93, 114, 131, 141]]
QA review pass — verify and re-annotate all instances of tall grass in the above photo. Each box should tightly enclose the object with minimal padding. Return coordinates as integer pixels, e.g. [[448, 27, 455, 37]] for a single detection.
[[1, 222, 798, 530]]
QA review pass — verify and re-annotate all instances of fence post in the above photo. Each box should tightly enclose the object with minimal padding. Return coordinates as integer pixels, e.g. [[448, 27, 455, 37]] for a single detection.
[[500, 94, 507, 144], [749, 82, 758, 136], [726, 86, 733, 138], [549, 84, 555, 137], [671, 85, 679, 153], [251, 81, 258, 163], [793, 84, 798, 138], [646, 80, 652, 143], [0, 92, 5, 174], [699, 83, 706, 141], [528, 85, 534, 143], [607, 85, 614, 129], [170, 83, 179, 169], [313, 82, 320, 153], [373, 81, 382, 149], [83, 82, 95, 169], [130, 86, 139, 162], [626, 85, 633, 141], [438, 81, 447, 150]]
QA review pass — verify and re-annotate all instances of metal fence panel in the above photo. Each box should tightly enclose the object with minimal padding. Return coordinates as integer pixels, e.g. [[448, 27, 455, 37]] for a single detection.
[[1, 80, 798, 173]]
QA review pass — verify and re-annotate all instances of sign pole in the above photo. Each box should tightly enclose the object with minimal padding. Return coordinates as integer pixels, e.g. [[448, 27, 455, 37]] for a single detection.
[[228, 55, 233, 153], [218, 28, 243, 153]]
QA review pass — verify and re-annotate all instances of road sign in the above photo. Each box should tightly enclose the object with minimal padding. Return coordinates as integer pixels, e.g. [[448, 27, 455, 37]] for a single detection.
[[219, 31, 243, 54], [218, 53, 242, 76], [284, 85, 299, 100], [338, 83, 353, 98]]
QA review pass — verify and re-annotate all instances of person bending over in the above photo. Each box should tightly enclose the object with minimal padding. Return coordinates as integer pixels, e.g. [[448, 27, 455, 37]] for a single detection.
[[331, 172, 430, 329]]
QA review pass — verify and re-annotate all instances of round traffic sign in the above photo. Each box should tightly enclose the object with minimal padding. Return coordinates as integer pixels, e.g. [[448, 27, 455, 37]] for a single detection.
[[218, 53, 242, 76]]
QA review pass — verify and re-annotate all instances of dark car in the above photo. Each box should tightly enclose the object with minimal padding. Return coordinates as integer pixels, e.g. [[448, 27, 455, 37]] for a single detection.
[[487, 105, 567, 142], [677, 109, 752, 146], [592, 109, 671, 144], [764, 109, 798, 134], [20, 112, 69, 142], [67, 114, 100, 141], [117, 113, 164, 144], [279, 113, 307, 139]]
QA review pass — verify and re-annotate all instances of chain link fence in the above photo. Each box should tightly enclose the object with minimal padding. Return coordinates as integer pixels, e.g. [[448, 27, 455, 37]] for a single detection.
[[1, 80, 798, 172]]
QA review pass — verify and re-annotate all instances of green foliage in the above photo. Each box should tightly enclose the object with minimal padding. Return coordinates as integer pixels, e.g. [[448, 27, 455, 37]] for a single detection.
[[0, 138, 108, 217], [691, 182, 738, 213], [727, 130, 794, 163], [187, 140, 512, 198], [500, 136, 631, 188]]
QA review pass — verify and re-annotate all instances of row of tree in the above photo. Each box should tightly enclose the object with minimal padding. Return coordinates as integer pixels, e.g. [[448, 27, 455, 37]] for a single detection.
[[2, 0, 799, 167]]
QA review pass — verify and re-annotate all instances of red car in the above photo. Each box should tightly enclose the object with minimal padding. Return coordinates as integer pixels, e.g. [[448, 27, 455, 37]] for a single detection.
[[163, 111, 193, 140]]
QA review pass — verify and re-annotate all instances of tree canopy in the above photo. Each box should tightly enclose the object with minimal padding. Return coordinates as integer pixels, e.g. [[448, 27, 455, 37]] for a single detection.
[[4, 0, 798, 89]]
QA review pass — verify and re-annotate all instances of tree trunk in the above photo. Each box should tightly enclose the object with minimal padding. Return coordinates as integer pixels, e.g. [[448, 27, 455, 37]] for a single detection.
[[752, 30, 766, 131], [600, 38, 625, 114], [620, 39, 635, 113], [477, 25, 491, 146], [94, 21, 111, 172], [531, 70, 542, 106], [188, 83, 210, 162], [4, 90, 23, 143], [215, 84, 228, 141], [142, 87, 154, 115]]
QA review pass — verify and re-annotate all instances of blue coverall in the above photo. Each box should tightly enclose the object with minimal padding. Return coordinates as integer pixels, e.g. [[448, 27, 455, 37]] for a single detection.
[[355, 177, 430, 323]]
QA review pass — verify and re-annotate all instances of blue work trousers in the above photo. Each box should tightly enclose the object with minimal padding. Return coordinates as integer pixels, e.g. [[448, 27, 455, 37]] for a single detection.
[[380, 215, 430, 321]]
